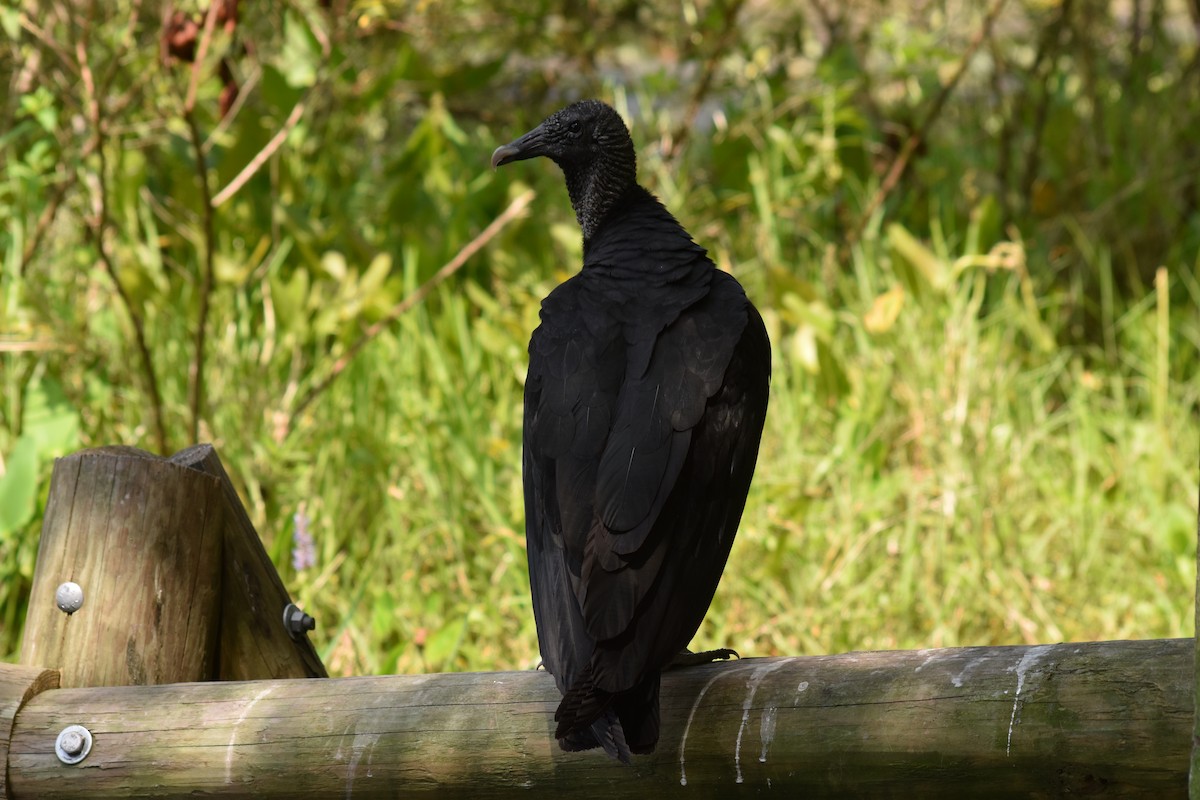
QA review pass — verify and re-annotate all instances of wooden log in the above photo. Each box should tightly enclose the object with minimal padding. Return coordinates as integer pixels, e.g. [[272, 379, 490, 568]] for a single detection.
[[0, 663, 59, 799], [18, 447, 225, 688], [5, 639, 1189, 798], [169, 445, 327, 680]]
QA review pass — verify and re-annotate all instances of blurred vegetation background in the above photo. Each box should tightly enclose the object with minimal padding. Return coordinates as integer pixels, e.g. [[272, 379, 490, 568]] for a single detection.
[[1, 0, 1198, 675]]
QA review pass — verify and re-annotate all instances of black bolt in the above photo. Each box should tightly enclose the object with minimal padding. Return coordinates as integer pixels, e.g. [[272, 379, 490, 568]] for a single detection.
[[283, 603, 316, 640]]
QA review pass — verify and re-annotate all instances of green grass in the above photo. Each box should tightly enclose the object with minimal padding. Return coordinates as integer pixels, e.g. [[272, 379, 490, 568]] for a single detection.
[[1, 1, 1197, 674]]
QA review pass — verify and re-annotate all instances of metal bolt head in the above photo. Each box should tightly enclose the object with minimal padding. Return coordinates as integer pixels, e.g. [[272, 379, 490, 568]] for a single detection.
[[55, 582, 84, 615], [59, 729, 84, 755], [283, 602, 316, 640], [55, 725, 93, 764]]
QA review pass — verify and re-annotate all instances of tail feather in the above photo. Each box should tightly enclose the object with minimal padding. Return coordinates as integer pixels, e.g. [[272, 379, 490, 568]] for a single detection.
[[558, 709, 632, 764], [553, 664, 610, 738], [553, 666, 661, 763], [553, 664, 632, 763]]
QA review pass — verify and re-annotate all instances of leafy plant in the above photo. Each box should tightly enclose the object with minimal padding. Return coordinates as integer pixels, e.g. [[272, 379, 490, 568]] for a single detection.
[[1, 0, 1196, 669]]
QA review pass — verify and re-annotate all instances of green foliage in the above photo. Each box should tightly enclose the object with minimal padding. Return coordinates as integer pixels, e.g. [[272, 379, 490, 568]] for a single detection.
[[1, 0, 1197, 671]]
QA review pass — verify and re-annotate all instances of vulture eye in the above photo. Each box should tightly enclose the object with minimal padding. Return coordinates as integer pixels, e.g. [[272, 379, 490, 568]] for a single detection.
[[567, 120, 582, 136]]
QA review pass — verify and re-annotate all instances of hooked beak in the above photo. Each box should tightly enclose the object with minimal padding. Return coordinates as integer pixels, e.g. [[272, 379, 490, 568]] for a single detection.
[[491, 123, 548, 170]]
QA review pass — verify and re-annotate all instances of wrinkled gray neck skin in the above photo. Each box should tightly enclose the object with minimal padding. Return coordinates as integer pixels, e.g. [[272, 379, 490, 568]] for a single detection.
[[560, 145, 637, 242]]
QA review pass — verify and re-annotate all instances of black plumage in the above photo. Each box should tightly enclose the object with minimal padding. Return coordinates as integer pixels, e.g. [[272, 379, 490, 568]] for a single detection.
[[491, 100, 770, 762]]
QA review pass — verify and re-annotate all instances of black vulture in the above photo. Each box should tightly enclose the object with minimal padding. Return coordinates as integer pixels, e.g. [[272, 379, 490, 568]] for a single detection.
[[491, 100, 770, 762]]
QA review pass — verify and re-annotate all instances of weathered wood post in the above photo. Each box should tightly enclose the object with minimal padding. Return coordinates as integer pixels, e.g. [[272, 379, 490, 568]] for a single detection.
[[18, 445, 326, 685], [2, 443, 327, 798], [169, 445, 326, 680], [19, 447, 226, 686]]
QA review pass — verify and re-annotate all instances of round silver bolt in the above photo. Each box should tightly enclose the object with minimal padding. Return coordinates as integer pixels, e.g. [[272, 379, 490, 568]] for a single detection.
[[55, 582, 84, 615], [55, 724, 93, 764], [283, 603, 316, 640]]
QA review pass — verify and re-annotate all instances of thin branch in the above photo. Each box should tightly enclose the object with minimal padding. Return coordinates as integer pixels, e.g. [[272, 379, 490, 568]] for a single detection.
[[211, 97, 306, 207], [184, 1, 221, 114], [75, 25, 169, 453], [850, 0, 1010, 245], [284, 190, 536, 437], [19, 176, 71, 277], [285, 0, 332, 59], [18, 12, 78, 78], [183, 109, 216, 444], [203, 64, 260, 154], [181, 1, 222, 443]]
